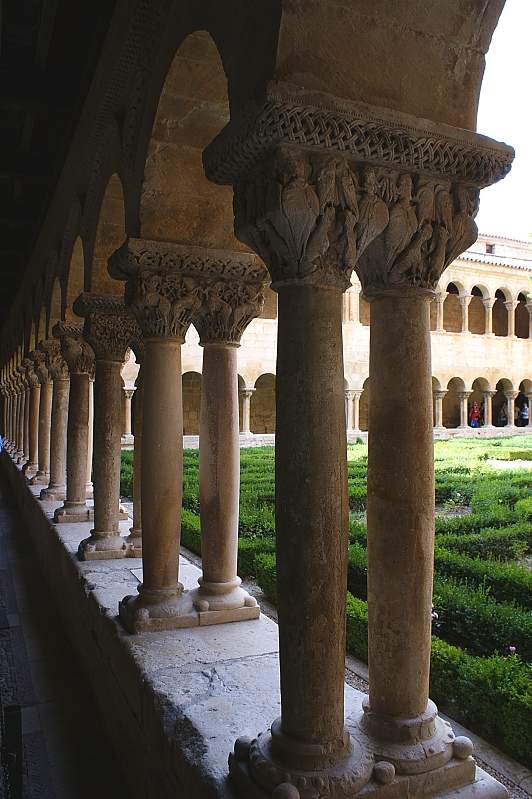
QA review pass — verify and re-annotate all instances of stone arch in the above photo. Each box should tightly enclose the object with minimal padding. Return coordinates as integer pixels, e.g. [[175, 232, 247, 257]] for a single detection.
[[87, 173, 126, 296], [493, 288, 510, 336], [442, 282, 461, 333], [251, 373, 276, 433], [468, 285, 487, 335], [182, 371, 202, 435], [470, 377, 491, 426], [442, 376, 465, 429], [37, 307, 47, 345], [135, 31, 241, 252], [493, 378, 514, 427], [515, 292, 529, 339], [65, 237, 85, 321], [516, 379, 531, 426]]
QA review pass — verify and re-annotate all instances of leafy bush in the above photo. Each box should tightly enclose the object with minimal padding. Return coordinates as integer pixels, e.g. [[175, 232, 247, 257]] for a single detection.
[[437, 523, 532, 561], [433, 578, 532, 659]]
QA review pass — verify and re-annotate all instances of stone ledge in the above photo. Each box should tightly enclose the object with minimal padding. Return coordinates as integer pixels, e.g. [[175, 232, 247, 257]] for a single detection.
[[0, 453, 518, 799]]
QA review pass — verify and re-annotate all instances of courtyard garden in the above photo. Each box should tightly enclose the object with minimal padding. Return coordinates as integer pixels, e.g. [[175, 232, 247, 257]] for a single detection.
[[121, 436, 532, 767]]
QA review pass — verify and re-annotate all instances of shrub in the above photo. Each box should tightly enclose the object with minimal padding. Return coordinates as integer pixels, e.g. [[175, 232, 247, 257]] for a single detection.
[[181, 508, 201, 554], [437, 523, 532, 561], [255, 553, 277, 602], [515, 496, 532, 521], [435, 547, 532, 609], [346, 594, 368, 661], [238, 537, 275, 579], [433, 578, 532, 659]]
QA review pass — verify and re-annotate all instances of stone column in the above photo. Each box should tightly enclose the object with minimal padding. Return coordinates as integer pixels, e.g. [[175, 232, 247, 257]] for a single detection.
[[457, 390, 472, 429], [30, 351, 53, 484], [458, 294, 471, 333], [505, 391, 518, 428], [189, 260, 266, 622], [504, 300, 518, 338], [53, 323, 95, 523], [126, 360, 144, 555], [86, 378, 94, 497], [23, 382, 31, 464], [109, 238, 203, 632], [204, 84, 512, 799], [122, 388, 134, 438], [350, 389, 361, 434], [434, 291, 445, 332], [483, 390, 496, 428], [526, 393, 532, 428], [40, 341, 70, 501], [350, 282, 361, 324], [240, 388, 254, 434], [526, 302, 532, 340], [74, 294, 141, 560], [22, 358, 41, 478], [482, 297, 494, 335], [14, 376, 26, 463], [433, 389, 446, 429], [345, 389, 355, 431]]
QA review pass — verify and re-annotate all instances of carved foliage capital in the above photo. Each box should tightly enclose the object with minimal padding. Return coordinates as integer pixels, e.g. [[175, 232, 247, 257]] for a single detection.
[[39, 339, 69, 381], [22, 357, 40, 388], [53, 322, 95, 377], [193, 280, 265, 345], [234, 149, 480, 295], [31, 350, 51, 385], [74, 294, 142, 362]]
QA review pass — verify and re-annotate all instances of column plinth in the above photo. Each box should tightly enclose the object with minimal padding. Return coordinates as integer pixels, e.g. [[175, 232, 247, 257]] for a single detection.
[[203, 83, 512, 799], [73, 294, 142, 560], [53, 323, 95, 524], [188, 267, 266, 623]]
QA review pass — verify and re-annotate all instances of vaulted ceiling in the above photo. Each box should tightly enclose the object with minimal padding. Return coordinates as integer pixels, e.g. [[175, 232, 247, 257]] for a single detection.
[[0, 0, 116, 323]]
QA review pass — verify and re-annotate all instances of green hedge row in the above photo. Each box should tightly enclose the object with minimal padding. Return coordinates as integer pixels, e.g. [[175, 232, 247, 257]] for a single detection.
[[347, 543, 532, 657], [255, 554, 532, 767], [437, 523, 532, 561]]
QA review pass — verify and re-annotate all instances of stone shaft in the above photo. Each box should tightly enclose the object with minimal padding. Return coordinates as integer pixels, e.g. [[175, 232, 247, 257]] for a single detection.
[[65, 373, 90, 505], [35, 381, 53, 480], [276, 284, 348, 750], [92, 360, 123, 536], [141, 338, 183, 592], [199, 344, 240, 586], [27, 383, 41, 473], [367, 292, 434, 719], [45, 379, 69, 496]]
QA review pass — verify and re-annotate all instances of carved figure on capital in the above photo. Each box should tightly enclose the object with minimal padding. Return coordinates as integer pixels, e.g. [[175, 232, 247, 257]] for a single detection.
[[31, 349, 51, 385], [193, 280, 266, 346], [39, 339, 70, 381], [21, 357, 40, 388], [52, 322, 95, 377], [73, 294, 142, 363]]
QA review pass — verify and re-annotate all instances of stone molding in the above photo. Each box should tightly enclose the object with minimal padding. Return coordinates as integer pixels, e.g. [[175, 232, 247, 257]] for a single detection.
[[52, 321, 95, 377], [73, 293, 142, 362], [109, 240, 268, 342], [203, 82, 514, 189]]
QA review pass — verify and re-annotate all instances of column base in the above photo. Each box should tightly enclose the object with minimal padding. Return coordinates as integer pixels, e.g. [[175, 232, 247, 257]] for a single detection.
[[124, 529, 142, 557], [78, 532, 128, 560], [229, 712, 507, 799], [40, 484, 66, 501], [229, 719, 374, 799], [119, 585, 199, 633], [29, 470, 50, 485], [54, 502, 94, 523], [190, 578, 260, 625]]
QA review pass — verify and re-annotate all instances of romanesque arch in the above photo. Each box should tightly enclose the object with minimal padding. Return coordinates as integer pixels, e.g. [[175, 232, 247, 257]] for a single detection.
[[443, 282, 462, 333], [443, 376, 465, 428], [88, 173, 126, 296], [493, 288, 510, 336], [251, 373, 276, 433], [468, 285, 488, 334], [64, 237, 85, 321], [515, 292, 529, 339]]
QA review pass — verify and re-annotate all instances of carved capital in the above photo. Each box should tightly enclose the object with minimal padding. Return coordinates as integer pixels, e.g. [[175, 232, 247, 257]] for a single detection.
[[31, 350, 51, 385], [21, 357, 40, 388], [123, 388, 135, 400], [52, 321, 95, 377], [109, 240, 267, 342], [205, 82, 513, 296], [73, 293, 142, 362], [39, 339, 69, 381]]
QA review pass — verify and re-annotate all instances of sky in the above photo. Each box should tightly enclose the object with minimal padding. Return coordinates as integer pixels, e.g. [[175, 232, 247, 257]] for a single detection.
[[475, 0, 532, 240]]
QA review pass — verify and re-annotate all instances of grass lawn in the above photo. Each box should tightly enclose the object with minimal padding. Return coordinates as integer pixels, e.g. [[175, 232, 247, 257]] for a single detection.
[[120, 435, 532, 766]]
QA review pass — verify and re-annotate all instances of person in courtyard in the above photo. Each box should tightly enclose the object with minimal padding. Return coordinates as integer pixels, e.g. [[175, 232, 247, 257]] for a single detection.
[[519, 402, 529, 427], [469, 401, 481, 428], [498, 404, 508, 426]]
